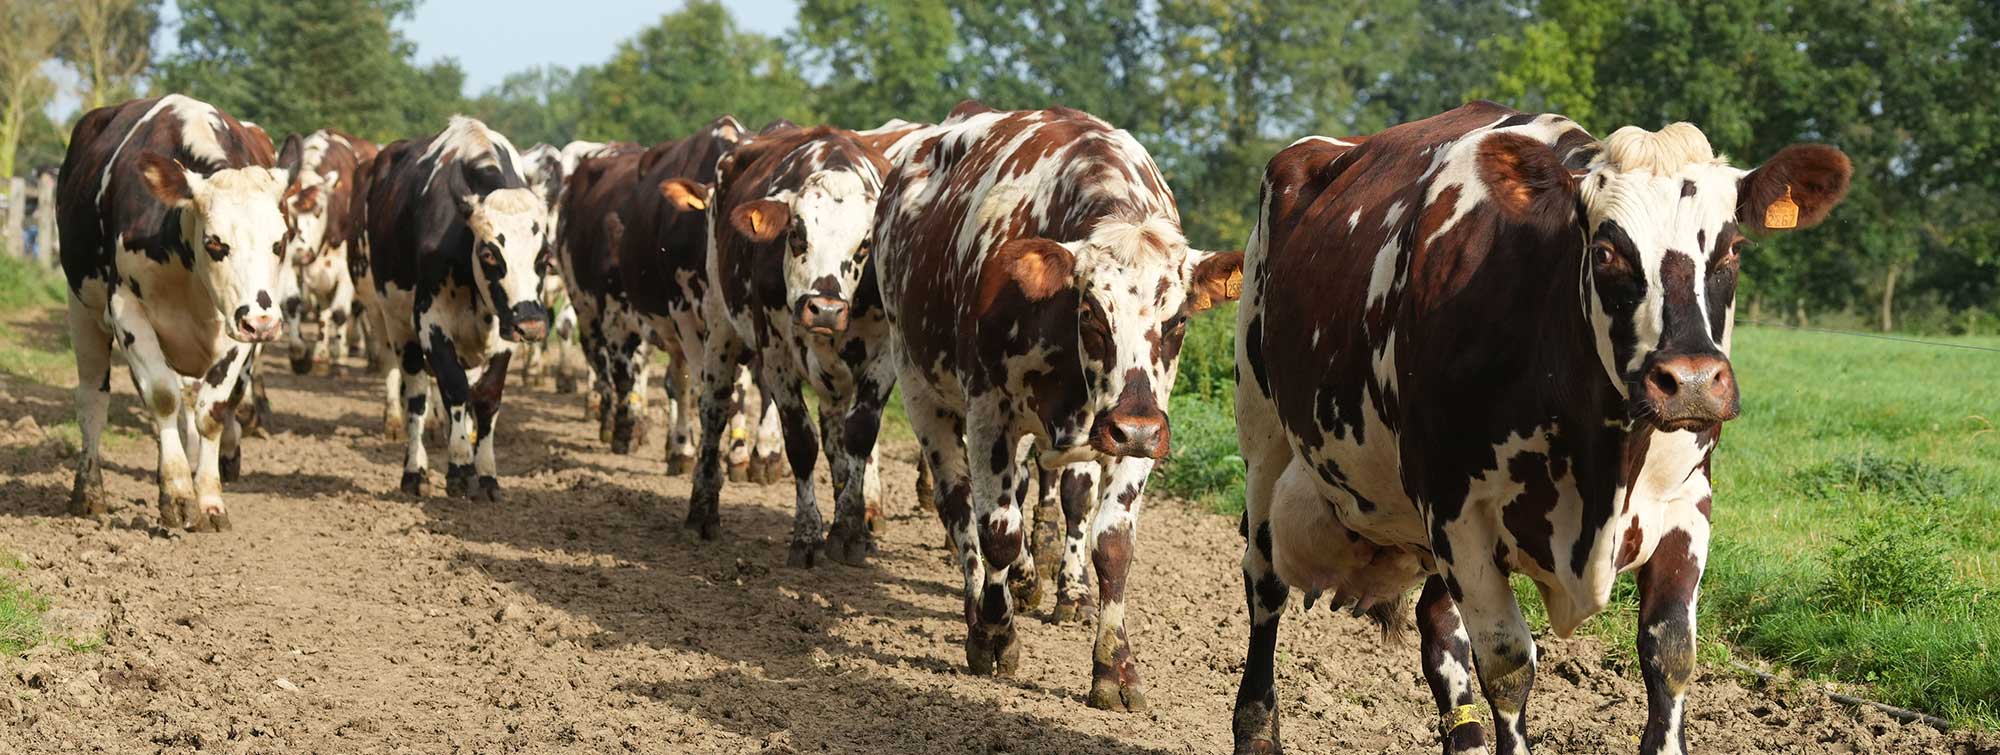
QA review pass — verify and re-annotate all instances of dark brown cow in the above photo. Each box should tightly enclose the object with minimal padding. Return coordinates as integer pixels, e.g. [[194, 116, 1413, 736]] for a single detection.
[[552, 144, 652, 452], [875, 102, 1243, 710], [58, 94, 290, 531], [1230, 102, 1851, 754]]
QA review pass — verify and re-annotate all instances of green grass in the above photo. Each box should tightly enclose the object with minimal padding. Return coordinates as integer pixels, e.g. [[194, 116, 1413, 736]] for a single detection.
[[1157, 319, 2000, 727], [0, 555, 48, 655], [0, 255, 65, 314]]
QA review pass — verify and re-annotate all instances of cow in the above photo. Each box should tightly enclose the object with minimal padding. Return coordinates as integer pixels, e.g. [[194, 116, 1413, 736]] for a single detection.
[[273, 129, 378, 375], [365, 116, 552, 500], [664, 123, 896, 568], [875, 102, 1244, 710], [624, 117, 785, 482], [552, 144, 655, 452], [57, 94, 292, 532], [1228, 102, 1851, 755], [518, 140, 612, 395]]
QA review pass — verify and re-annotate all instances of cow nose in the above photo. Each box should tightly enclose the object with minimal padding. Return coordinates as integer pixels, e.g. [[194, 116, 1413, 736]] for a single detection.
[[1090, 410, 1171, 459], [510, 302, 550, 342], [238, 312, 282, 343], [1644, 353, 1738, 429], [799, 296, 849, 334]]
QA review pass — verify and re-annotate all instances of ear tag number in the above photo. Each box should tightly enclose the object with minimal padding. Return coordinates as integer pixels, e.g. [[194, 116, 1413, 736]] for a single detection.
[[1765, 186, 1799, 230]]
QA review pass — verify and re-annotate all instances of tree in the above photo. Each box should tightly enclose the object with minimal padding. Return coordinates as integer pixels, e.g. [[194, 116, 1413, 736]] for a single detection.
[[792, 0, 958, 129], [577, 0, 817, 143], [463, 65, 586, 147], [0, 0, 64, 178], [58, 0, 161, 110]]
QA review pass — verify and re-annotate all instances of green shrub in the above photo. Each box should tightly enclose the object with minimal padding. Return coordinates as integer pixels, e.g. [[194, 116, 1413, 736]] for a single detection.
[[0, 255, 65, 314]]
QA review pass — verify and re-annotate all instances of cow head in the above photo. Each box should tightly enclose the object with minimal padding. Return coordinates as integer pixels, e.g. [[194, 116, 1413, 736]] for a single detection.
[[1476, 124, 1851, 432], [139, 152, 291, 343], [280, 172, 334, 266], [458, 187, 550, 342], [978, 216, 1244, 462], [729, 168, 881, 336]]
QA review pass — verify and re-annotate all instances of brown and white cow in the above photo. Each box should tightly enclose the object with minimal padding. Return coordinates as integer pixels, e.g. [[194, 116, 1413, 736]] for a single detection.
[[366, 116, 551, 500], [668, 123, 896, 567], [58, 94, 292, 531], [275, 129, 378, 375], [552, 143, 654, 451], [1230, 102, 1850, 754], [876, 102, 1244, 709]]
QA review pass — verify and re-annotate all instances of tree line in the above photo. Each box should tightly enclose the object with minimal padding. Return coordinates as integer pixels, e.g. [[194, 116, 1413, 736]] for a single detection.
[[4, 0, 1995, 332]]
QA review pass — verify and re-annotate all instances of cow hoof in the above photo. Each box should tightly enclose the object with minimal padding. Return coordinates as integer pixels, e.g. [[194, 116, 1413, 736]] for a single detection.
[[445, 465, 477, 498], [965, 626, 1022, 677], [786, 538, 824, 568], [1052, 596, 1098, 625], [1088, 676, 1149, 712], [610, 434, 633, 455], [384, 416, 405, 443], [157, 493, 188, 531], [865, 502, 886, 535], [683, 509, 721, 541], [192, 507, 232, 533], [665, 454, 693, 477], [585, 394, 602, 421], [1009, 570, 1045, 613], [473, 476, 502, 503], [289, 356, 314, 375], [1233, 739, 1282, 755], [823, 524, 873, 567], [399, 471, 429, 497], [727, 462, 749, 483], [219, 451, 242, 483], [68, 467, 107, 517]]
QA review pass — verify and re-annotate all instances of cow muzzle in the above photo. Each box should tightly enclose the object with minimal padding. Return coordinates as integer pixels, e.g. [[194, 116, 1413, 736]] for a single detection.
[[1088, 409, 1171, 459], [506, 302, 550, 343], [235, 311, 282, 343], [1641, 352, 1739, 431], [797, 296, 849, 336]]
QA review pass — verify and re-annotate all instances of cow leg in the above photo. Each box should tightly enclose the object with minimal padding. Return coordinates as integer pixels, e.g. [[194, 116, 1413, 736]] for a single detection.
[[66, 298, 112, 518], [185, 344, 254, 532], [1638, 519, 1708, 755], [234, 353, 273, 438], [1005, 438, 1044, 612], [1051, 463, 1099, 624], [767, 372, 825, 567], [750, 381, 786, 484], [914, 454, 937, 515], [724, 367, 755, 481], [283, 277, 315, 375], [397, 340, 433, 496], [1419, 575, 1489, 754], [322, 270, 355, 376], [964, 398, 1028, 676], [422, 323, 478, 498], [467, 350, 512, 503], [607, 325, 648, 455], [382, 355, 407, 442], [664, 345, 696, 476], [106, 291, 199, 530], [862, 449, 884, 534], [1232, 457, 1295, 753], [1087, 456, 1154, 711], [686, 331, 746, 540], [1437, 522, 1537, 755], [217, 374, 245, 484], [899, 384, 1014, 673], [823, 359, 896, 566], [1027, 465, 1064, 615]]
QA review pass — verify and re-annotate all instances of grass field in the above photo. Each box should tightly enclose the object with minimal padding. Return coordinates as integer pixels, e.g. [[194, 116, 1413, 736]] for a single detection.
[[0, 257, 67, 657], [1155, 302, 2000, 727]]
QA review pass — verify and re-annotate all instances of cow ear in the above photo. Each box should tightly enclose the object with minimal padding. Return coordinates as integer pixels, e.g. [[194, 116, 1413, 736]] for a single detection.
[[660, 178, 710, 212], [1738, 144, 1851, 234], [1188, 250, 1245, 313], [1476, 132, 1577, 226], [139, 152, 199, 208], [976, 237, 1076, 315], [293, 184, 321, 212], [730, 199, 791, 242]]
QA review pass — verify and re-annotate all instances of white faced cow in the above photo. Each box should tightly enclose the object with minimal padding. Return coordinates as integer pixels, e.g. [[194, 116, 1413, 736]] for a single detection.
[[1230, 102, 1851, 755], [365, 116, 551, 501], [275, 129, 378, 375], [57, 95, 292, 532], [875, 102, 1244, 710]]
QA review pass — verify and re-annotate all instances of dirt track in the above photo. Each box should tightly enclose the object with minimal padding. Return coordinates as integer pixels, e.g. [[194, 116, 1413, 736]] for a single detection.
[[2, 327, 1995, 754]]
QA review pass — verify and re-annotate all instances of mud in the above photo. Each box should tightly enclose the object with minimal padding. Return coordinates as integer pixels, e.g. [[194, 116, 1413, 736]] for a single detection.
[[1, 340, 1994, 754]]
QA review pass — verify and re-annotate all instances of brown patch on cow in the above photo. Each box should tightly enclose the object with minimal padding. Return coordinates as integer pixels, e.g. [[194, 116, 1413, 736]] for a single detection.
[[1189, 252, 1244, 312], [138, 153, 195, 207], [1738, 144, 1851, 234], [658, 178, 709, 211], [729, 199, 790, 243], [949, 100, 997, 120], [975, 238, 1075, 315], [1475, 132, 1576, 224], [1615, 518, 1644, 569]]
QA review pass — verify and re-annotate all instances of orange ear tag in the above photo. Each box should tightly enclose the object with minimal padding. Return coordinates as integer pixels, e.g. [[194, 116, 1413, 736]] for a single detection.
[[1764, 186, 1799, 230]]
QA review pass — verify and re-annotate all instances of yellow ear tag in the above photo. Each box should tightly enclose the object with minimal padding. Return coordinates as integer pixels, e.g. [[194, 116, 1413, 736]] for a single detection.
[[1764, 186, 1799, 230], [1448, 703, 1483, 731]]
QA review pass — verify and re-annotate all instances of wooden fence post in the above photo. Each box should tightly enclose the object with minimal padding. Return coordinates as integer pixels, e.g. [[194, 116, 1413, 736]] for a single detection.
[[35, 172, 58, 267], [3, 177, 24, 260]]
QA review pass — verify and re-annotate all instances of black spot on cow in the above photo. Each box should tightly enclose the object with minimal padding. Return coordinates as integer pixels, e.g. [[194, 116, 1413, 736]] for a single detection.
[[255, 290, 273, 309], [1496, 113, 1538, 129], [1680, 179, 1698, 198], [330, 309, 348, 326], [127, 278, 142, 299], [1244, 315, 1270, 395], [204, 347, 239, 387]]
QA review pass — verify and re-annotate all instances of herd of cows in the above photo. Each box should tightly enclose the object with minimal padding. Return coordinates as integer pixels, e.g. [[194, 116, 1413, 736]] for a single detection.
[[49, 93, 1852, 754]]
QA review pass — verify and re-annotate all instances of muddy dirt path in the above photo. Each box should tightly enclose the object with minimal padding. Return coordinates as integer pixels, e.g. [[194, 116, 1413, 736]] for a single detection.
[[1, 334, 1993, 754]]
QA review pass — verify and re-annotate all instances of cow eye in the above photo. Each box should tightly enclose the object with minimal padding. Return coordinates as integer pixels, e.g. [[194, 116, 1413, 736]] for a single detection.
[[272, 242, 284, 257], [1723, 238, 1752, 268], [478, 242, 500, 265], [1591, 240, 1629, 275], [204, 237, 228, 255]]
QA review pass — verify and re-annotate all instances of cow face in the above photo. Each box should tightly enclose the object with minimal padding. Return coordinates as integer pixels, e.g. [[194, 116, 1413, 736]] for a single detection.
[[459, 187, 550, 342], [730, 169, 880, 336], [1481, 126, 1850, 432], [981, 217, 1243, 463], [281, 172, 334, 266], [139, 153, 291, 343]]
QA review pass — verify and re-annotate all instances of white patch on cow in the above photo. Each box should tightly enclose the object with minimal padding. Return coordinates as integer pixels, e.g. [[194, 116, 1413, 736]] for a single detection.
[[1347, 210, 1362, 231], [424, 115, 525, 189], [1364, 236, 1403, 308]]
